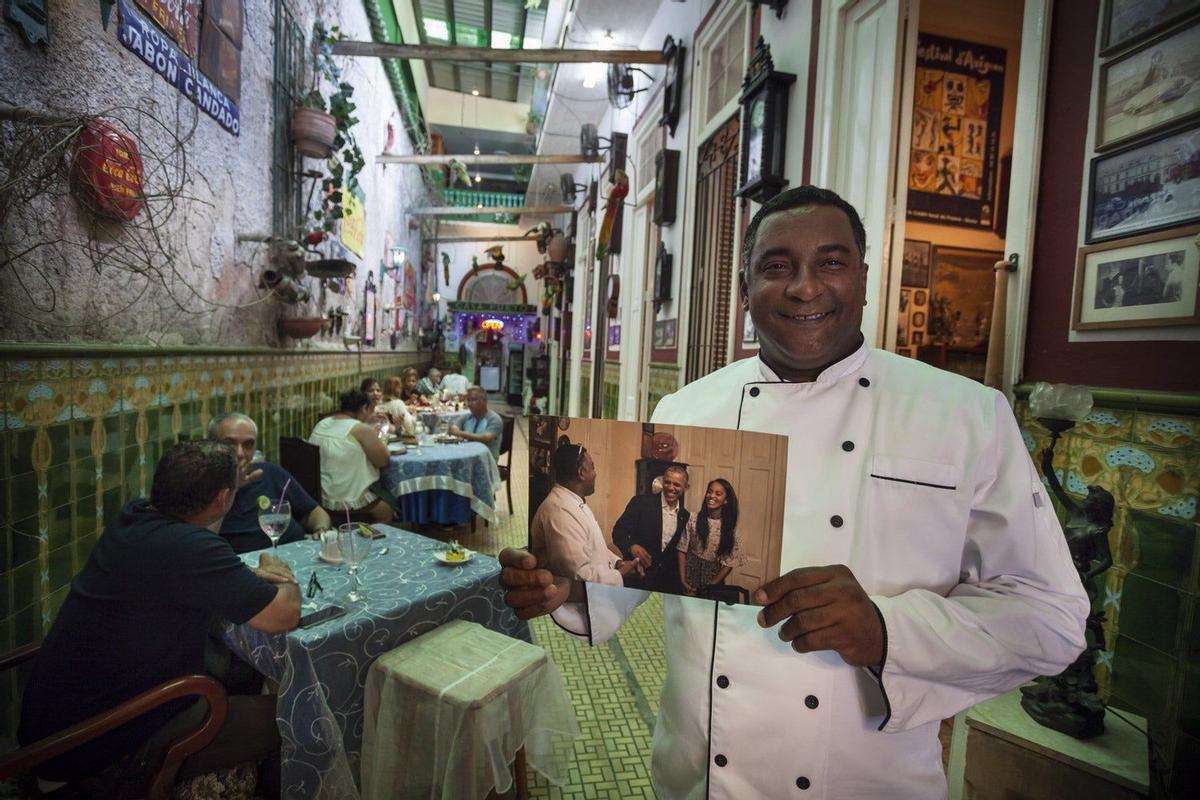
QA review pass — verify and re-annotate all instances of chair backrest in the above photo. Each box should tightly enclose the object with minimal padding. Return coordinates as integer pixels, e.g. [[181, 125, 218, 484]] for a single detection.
[[498, 415, 514, 463], [279, 437, 322, 506]]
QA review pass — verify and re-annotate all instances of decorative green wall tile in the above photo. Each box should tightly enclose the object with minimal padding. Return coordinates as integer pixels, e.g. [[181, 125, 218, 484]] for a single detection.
[[47, 504, 71, 552], [47, 544, 72, 592], [0, 573, 10, 621], [1135, 412, 1198, 450], [1078, 409, 1133, 440], [11, 602, 40, 648], [1119, 572, 1182, 654], [11, 517, 39, 569], [47, 462, 69, 510], [9, 473, 37, 521]]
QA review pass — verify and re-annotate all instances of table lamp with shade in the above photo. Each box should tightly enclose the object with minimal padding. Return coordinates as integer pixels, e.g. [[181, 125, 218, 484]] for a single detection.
[[1019, 382, 1115, 739]]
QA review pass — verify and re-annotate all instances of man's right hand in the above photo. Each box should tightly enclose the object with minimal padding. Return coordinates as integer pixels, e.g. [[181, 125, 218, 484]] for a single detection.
[[499, 548, 572, 619], [629, 544, 653, 568]]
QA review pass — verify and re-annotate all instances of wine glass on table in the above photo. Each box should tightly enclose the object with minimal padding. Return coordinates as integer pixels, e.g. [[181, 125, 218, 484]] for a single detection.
[[258, 499, 292, 550], [337, 523, 373, 603]]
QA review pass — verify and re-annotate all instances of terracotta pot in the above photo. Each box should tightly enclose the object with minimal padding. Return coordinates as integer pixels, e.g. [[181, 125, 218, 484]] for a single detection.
[[278, 316, 325, 339], [292, 107, 336, 159]]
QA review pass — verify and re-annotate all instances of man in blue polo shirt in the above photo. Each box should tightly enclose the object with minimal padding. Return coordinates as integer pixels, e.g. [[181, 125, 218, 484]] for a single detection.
[[449, 386, 504, 462], [209, 412, 332, 553]]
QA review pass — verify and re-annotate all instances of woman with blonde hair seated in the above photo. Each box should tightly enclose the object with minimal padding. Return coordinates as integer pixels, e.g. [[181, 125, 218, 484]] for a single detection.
[[377, 376, 417, 434]]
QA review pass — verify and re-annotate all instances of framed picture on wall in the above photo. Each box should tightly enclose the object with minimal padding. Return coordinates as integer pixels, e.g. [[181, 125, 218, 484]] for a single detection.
[[902, 239, 932, 287], [930, 246, 1003, 346], [1073, 224, 1200, 329], [1101, 0, 1200, 56], [1087, 124, 1200, 242], [1096, 18, 1200, 150]]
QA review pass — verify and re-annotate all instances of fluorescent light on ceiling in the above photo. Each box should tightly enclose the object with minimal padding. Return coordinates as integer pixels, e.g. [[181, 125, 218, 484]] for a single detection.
[[492, 31, 513, 49], [583, 31, 613, 88]]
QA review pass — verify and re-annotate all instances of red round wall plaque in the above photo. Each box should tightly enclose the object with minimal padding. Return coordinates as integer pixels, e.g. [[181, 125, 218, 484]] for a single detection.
[[71, 120, 145, 222]]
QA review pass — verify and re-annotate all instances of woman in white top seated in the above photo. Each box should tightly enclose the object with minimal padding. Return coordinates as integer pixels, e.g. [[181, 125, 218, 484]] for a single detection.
[[308, 390, 394, 522], [377, 376, 417, 434]]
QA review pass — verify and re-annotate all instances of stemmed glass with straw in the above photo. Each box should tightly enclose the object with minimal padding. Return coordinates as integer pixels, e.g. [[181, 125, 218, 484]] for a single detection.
[[257, 479, 293, 551]]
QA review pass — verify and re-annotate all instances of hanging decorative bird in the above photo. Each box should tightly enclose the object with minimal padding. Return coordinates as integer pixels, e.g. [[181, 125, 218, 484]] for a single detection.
[[471, 255, 480, 273], [596, 170, 630, 261], [507, 273, 528, 292], [524, 0, 542, 10], [484, 245, 505, 264], [448, 158, 472, 188], [440, 251, 451, 287]]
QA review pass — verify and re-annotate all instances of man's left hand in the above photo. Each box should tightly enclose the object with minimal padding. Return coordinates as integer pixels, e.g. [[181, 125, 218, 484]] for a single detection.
[[755, 565, 883, 668], [448, 424, 463, 436]]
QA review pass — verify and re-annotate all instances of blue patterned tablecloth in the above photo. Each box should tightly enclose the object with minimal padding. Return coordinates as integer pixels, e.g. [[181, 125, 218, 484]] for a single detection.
[[223, 527, 529, 800], [382, 440, 500, 524]]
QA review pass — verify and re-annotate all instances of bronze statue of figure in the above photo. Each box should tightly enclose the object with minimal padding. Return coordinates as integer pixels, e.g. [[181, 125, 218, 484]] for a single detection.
[[1020, 419, 1115, 739]]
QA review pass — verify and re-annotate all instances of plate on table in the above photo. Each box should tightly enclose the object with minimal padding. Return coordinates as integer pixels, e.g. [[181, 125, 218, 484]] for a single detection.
[[434, 434, 463, 444], [434, 549, 474, 565], [387, 441, 408, 455]]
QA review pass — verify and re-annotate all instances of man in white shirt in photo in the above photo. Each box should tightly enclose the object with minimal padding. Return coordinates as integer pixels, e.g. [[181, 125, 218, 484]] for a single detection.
[[501, 185, 1089, 798], [530, 443, 641, 589]]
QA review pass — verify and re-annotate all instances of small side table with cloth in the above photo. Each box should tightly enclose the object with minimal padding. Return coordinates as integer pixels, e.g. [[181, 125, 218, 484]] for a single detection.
[[382, 441, 500, 526], [361, 619, 579, 800], [221, 526, 529, 800]]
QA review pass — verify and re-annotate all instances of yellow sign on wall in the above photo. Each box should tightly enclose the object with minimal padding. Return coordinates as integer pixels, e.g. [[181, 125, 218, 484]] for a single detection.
[[341, 188, 366, 257]]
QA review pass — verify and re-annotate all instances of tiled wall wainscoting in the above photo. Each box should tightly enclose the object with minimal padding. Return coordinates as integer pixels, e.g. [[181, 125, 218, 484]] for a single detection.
[[1015, 387, 1199, 795], [0, 347, 426, 740], [646, 364, 681, 420]]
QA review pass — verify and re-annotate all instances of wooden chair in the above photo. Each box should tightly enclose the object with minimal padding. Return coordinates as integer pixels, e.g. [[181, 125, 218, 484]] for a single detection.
[[0, 643, 229, 800], [278, 437, 322, 506], [497, 415, 515, 514]]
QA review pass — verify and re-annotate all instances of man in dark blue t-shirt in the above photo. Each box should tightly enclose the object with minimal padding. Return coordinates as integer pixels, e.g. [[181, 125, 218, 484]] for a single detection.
[[18, 441, 300, 796], [209, 412, 332, 553]]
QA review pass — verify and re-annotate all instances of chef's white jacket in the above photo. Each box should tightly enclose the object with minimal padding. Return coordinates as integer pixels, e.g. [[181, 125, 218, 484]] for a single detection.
[[551, 343, 1088, 798], [532, 484, 624, 586]]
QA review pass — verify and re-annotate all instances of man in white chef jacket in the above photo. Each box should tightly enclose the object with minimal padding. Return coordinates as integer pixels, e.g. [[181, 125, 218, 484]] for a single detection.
[[530, 443, 641, 587], [501, 186, 1089, 799]]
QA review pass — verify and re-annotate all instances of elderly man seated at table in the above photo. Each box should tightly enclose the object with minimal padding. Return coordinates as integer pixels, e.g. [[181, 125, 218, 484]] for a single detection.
[[309, 389, 396, 522], [18, 441, 300, 798], [415, 367, 443, 398], [208, 412, 332, 553], [449, 386, 503, 462]]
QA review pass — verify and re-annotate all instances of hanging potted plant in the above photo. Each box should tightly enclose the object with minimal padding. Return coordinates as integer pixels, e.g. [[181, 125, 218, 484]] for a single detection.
[[293, 89, 336, 159]]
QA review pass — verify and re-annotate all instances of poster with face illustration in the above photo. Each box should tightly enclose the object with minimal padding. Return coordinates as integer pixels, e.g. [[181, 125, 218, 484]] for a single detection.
[[908, 33, 1006, 228]]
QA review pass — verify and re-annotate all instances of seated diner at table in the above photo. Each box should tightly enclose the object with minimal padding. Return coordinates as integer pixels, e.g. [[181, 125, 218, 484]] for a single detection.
[[308, 390, 395, 522], [208, 411, 332, 553], [377, 376, 417, 434], [17, 441, 300, 799], [398, 367, 424, 406], [449, 386, 503, 461], [415, 367, 443, 398], [439, 370, 471, 397]]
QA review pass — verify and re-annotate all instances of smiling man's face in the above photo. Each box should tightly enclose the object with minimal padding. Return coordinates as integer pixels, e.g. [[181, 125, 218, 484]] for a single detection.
[[740, 204, 868, 382]]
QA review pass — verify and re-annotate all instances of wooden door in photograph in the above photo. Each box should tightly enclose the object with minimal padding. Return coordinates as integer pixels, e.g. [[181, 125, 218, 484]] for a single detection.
[[685, 114, 741, 383], [725, 432, 787, 588]]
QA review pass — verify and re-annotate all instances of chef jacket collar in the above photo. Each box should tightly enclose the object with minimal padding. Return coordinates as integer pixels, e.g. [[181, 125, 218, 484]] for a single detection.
[[555, 483, 588, 509], [754, 335, 870, 385]]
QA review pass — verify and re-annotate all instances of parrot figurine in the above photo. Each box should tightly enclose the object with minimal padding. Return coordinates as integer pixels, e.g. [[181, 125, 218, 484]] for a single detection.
[[440, 252, 450, 287], [595, 170, 629, 261], [524, 0, 542, 10], [507, 273, 528, 292], [484, 244, 505, 264], [523, 221, 552, 253], [471, 255, 480, 273], [448, 158, 472, 188]]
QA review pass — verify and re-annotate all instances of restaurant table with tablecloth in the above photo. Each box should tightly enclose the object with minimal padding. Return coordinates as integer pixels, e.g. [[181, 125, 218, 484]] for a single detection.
[[382, 440, 499, 526], [222, 526, 529, 800]]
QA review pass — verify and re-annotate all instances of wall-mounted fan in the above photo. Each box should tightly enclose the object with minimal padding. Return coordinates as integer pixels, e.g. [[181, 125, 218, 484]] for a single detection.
[[560, 174, 588, 205], [606, 63, 651, 110]]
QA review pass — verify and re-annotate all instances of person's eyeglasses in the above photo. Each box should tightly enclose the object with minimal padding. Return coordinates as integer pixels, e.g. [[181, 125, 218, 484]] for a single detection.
[[306, 571, 324, 599]]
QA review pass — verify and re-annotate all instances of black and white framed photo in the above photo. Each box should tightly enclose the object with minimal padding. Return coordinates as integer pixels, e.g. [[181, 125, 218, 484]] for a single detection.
[[1101, 0, 1200, 56], [1087, 124, 1200, 242], [1073, 224, 1200, 330], [1097, 17, 1200, 150], [902, 239, 932, 288]]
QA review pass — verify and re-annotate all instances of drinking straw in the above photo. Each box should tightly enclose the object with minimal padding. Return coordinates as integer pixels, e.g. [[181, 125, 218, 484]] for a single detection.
[[343, 500, 351, 528], [279, 476, 293, 505]]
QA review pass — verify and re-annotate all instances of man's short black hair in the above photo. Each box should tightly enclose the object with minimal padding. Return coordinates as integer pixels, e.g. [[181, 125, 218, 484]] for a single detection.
[[663, 464, 689, 484], [741, 185, 868, 273], [552, 443, 587, 484], [150, 441, 238, 517], [340, 389, 371, 413]]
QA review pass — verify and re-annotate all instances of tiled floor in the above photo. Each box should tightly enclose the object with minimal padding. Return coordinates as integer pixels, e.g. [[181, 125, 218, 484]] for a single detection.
[[417, 414, 664, 799]]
